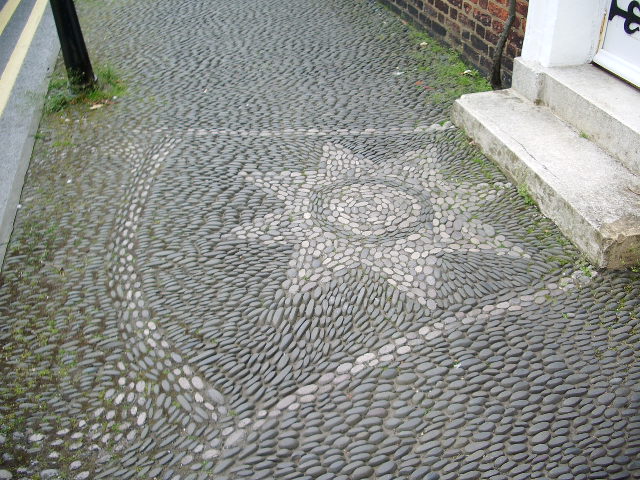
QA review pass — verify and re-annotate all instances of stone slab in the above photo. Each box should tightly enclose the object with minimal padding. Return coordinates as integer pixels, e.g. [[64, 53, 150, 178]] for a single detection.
[[513, 58, 640, 175], [452, 88, 640, 269]]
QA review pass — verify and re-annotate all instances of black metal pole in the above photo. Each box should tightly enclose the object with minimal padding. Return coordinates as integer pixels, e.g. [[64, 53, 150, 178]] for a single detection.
[[49, 0, 95, 90]]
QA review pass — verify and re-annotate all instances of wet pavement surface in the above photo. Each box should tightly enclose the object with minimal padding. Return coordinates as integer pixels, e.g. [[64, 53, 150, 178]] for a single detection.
[[1, 0, 639, 478]]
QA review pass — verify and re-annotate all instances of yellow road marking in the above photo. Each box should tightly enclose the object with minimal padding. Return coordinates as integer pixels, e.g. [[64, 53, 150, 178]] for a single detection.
[[0, 0, 49, 116], [0, 0, 22, 35]]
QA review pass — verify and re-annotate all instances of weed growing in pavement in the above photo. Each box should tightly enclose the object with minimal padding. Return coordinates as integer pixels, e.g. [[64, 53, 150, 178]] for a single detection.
[[44, 63, 126, 114], [408, 30, 491, 103], [516, 184, 536, 207], [576, 258, 594, 278]]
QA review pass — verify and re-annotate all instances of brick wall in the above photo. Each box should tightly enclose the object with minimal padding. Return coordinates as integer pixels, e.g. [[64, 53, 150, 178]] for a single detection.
[[380, 0, 529, 87]]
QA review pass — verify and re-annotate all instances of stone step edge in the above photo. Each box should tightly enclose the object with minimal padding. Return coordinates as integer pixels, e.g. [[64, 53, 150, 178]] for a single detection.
[[513, 58, 640, 175], [451, 88, 640, 269]]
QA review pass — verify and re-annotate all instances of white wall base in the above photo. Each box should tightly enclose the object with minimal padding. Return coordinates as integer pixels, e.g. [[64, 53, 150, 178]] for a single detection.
[[521, 0, 608, 67]]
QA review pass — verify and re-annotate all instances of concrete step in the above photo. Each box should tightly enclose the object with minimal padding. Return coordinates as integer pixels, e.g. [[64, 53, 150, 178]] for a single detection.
[[452, 88, 640, 269], [513, 58, 640, 175]]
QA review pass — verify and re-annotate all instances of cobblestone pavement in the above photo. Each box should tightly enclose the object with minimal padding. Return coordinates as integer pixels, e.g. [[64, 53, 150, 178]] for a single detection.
[[1, 0, 639, 479]]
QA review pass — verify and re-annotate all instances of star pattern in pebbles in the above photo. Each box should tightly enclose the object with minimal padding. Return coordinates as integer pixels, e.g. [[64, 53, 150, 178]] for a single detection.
[[231, 142, 528, 308]]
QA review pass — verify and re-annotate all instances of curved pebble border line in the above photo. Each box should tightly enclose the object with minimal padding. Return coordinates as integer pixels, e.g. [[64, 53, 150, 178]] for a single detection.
[[106, 138, 223, 416], [101, 137, 242, 471], [20, 138, 241, 478]]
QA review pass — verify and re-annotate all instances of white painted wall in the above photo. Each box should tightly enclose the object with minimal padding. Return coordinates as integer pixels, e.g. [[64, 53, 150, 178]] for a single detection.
[[521, 0, 609, 67]]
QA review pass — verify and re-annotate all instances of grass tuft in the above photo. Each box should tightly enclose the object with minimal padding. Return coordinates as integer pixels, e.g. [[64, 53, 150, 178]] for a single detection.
[[44, 64, 126, 113]]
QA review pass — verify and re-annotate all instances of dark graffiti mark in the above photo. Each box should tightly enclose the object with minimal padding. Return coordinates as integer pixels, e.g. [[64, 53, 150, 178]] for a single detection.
[[609, 0, 640, 34]]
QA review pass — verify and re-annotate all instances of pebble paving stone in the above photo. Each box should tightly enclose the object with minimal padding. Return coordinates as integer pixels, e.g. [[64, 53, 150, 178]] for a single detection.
[[0, 0, 639, 478]]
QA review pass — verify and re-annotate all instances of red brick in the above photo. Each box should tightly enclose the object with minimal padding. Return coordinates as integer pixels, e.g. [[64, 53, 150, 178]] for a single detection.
[[419, 12, 432, 27], [431, 21, 447, 36], [488, 1, 509, 20], [479, 0, 488, 8], [508, 32, 524, 48], [503, 56, 514, 70]]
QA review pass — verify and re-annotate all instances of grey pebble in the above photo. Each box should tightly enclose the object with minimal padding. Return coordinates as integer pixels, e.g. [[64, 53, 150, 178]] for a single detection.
[[39, 471, 59, 480]]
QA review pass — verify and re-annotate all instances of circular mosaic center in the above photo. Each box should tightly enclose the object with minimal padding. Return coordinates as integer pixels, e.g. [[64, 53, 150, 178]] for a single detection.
[[311, 179, 432, 240]]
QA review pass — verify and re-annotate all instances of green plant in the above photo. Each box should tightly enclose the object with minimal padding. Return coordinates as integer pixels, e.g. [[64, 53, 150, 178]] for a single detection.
[[517, 184, 536, 207], [52, 139, 75, 148], [45, 91, 72, 114], [576, 258, 594, 278], [548, 255, 572, 266], [44, 63, 126, 113]]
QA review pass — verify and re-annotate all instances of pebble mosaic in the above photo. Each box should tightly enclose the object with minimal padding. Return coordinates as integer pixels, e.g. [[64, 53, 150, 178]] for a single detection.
[[0, 0, 638, 478]]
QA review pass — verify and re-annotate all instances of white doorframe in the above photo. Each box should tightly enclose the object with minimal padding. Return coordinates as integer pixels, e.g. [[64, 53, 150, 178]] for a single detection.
[[593, 0, 640, 87]]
